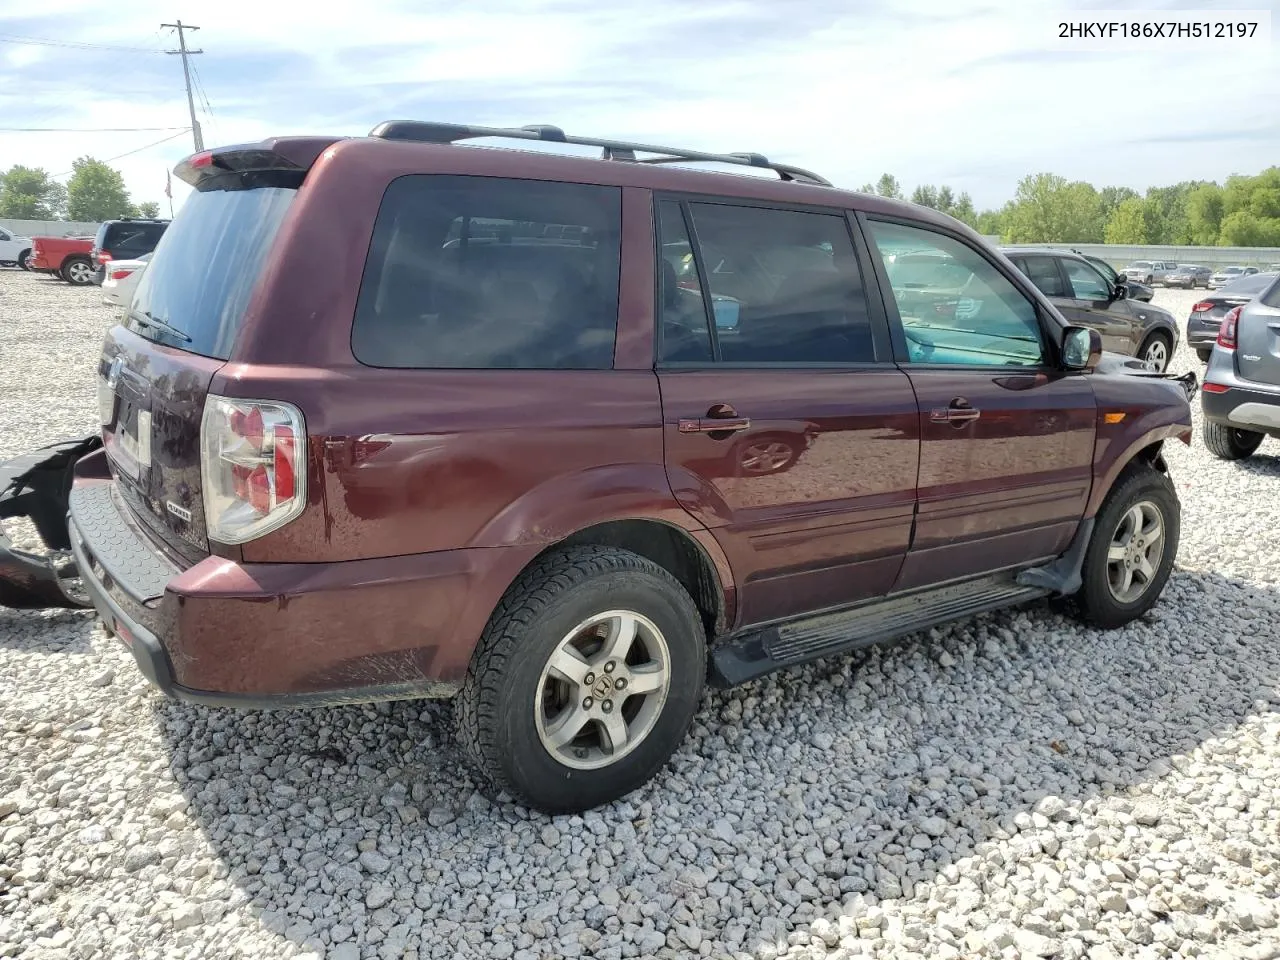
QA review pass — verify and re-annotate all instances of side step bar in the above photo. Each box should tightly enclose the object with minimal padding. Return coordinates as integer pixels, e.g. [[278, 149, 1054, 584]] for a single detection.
[[708, 573, 1049, 688]]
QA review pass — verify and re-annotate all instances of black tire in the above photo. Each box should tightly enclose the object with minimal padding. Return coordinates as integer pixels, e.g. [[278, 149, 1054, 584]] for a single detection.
[[1196, 348, 1212, 363], [1138, 331, 1172, 372], [1071, 463, 1179, 629], [1203, 420, 1265, 460], [455, 545, 706, 814], [17, 249, 30, 270], [60, 257, 94, 285]]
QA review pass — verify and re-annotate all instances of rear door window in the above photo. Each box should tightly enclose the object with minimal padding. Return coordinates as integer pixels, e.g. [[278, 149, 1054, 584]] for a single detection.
[[352, 176, 622, 370], [1019, 256, 1069, 298], [677, 202, 876, 364]]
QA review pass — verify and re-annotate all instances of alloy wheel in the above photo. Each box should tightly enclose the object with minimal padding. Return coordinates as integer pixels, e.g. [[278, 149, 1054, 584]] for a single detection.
[[1106, 500, 1165, 603], [534, 610, 671, 771]]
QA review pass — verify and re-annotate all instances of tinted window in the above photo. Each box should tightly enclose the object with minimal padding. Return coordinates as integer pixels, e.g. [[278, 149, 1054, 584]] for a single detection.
[[1020, 256, 1068, 298], [868, 220, 1044, 367], [353, 176, 621, 370], [1063, 259, 1111, 300], [656, 201, 713, 363], [127, 186, 296, 359], [104, 222, 167, 254], [683, 203, 874, 363]]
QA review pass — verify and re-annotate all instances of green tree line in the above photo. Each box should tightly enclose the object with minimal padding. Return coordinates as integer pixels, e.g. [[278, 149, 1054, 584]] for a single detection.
[[862, 166, 1280, 247], [0, 158, 159, 222]]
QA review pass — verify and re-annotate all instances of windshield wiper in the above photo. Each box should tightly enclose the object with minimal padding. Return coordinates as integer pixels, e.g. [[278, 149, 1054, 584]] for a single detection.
[[131, 310, 192, 343]]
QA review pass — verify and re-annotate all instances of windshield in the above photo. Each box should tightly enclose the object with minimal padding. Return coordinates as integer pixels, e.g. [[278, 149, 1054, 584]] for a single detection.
[[126, 186, 297, 359], [1221, 267, 1244, 275], [1129, 261, 1153, 269]]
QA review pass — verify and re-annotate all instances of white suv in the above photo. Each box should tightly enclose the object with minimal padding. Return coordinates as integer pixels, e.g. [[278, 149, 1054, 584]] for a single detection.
[[0, 227, 32, 270]]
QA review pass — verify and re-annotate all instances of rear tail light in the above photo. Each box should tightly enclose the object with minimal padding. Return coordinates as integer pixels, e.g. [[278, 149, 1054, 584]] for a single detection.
[[1192, 301, 1213, 314], [109, 269, 133, 281], [1217, 306, 1241, 349], [200, 396, 306, 544]]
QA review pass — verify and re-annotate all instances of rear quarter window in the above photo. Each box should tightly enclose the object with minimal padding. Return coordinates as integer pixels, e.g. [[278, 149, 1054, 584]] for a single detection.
[[352, 176, 622, 370]]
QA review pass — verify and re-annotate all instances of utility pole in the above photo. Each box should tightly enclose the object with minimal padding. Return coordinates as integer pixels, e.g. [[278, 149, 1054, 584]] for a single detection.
[[162, 20, 204, 152]]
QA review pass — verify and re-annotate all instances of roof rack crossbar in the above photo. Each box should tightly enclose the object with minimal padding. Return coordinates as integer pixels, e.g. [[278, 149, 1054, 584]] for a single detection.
[[368, 121, 832, 186]]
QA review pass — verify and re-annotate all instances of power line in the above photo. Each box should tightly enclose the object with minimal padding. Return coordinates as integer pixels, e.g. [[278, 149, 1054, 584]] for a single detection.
[[189, 59, 219, 144], [161, 21, 204, 152], [49, 129, 192, 179], [0, 32, 163, 53]]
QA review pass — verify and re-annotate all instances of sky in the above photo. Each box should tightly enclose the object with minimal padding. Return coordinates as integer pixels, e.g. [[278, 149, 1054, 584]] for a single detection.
[[1, 0, 1277, 218]]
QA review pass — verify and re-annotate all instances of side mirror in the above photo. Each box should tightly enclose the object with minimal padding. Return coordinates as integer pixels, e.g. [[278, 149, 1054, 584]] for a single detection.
[[1113, 282, 1128, 300], [1062, 326, 1102, 370]]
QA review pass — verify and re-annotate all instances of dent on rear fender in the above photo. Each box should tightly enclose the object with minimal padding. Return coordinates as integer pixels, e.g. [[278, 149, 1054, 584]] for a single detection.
[[469, 462, 707, 548]]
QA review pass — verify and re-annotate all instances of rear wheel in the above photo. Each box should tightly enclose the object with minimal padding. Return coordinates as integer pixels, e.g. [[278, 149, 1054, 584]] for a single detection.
[[61, 257, 94, 285], [455, 545, 706, 814], [1203, 420, 1265, 460], [1139, 332, 1172, 372], [1071, 464, 1179, 629]]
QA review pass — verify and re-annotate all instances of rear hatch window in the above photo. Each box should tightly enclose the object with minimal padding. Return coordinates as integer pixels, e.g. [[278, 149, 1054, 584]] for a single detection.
[[102, 175, 299, 559], [100, 222, 168, 261], [126, 187, 296, 358]]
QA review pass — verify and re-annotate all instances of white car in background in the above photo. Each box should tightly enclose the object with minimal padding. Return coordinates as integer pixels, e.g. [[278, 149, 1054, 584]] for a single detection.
[[0, 226, 33, 269], [101, 253, 151, 307]]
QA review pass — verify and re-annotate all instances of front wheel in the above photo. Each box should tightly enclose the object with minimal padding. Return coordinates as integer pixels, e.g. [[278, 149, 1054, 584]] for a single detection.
[[1139, 333, 1172, 372], [455, 546, 706, 814], [1203, 420, 1265, 460], [1196, 348, 1212, 363], [17, 249, 30, 270], [1071, 464, 1179, 629]]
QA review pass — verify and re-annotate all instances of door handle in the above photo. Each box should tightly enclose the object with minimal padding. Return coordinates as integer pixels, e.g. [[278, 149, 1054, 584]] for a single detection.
[[679, 403, 751, 435], [930, 398, 981, 423]]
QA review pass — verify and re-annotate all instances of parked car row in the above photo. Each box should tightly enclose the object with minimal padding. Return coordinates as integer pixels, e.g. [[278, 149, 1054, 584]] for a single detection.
[[15, 218, 167, 302], [1118, 259, 1270, 289]]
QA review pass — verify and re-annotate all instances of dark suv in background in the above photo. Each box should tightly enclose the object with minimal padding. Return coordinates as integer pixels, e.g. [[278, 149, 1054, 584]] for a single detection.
[[1003, 247, 1180, 371], [31, 123, 1194, 813], [90, 218, 170, 283]]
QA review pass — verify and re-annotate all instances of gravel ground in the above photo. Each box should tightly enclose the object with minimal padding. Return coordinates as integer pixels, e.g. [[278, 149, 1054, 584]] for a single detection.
[[3, 267, 1280, 960]]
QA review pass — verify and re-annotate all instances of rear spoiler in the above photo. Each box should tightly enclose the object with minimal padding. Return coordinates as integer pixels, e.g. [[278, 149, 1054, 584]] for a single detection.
[[174, 137, 343, 190]]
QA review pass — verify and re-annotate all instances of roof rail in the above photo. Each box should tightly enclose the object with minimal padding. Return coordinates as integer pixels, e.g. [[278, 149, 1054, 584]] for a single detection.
[[367, 121, 832, 186]]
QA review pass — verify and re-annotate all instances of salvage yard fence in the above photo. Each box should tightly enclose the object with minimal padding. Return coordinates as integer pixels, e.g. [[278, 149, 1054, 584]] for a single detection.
[[1001, 242, 1280, 272], [0, 219, 102, 239]]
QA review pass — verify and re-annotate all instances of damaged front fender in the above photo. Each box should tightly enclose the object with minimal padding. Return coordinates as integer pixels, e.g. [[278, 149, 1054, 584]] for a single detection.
[[0, 434, 102, 609]]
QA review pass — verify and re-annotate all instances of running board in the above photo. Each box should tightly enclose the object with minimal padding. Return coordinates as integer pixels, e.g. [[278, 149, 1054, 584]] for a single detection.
[[708, 574, 1049, 688]]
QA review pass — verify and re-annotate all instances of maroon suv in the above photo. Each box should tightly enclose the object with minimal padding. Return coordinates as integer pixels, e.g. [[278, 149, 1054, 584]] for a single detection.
[[61, 123, 1195, 813]]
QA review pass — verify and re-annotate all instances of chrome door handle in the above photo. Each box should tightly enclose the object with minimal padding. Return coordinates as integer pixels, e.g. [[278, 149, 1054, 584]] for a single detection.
[[679, 416, 751, 434], [930, 398, 981, 423]]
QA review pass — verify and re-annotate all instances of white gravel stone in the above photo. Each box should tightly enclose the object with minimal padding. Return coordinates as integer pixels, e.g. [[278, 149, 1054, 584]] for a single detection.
[[3, 275, 1280, 959]]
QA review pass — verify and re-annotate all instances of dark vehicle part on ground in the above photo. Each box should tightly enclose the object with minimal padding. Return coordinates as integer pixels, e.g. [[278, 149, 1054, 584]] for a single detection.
[[0, 434, 102, 609]]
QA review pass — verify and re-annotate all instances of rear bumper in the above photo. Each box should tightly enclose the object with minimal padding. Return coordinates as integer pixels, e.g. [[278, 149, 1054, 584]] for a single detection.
[[66, 469, 530, 707], [1202, 373, 1280, 436], [1186, 317, 1220, 348]]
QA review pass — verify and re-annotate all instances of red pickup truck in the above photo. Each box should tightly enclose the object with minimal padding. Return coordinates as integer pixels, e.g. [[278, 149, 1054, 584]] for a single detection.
[[27, 236, 97, 285]]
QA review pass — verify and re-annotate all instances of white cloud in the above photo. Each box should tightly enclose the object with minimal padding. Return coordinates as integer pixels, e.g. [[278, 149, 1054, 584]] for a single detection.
[[1, 0, 1277, 219]]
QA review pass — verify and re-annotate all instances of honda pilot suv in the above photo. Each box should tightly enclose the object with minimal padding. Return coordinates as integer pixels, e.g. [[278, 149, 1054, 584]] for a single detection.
[[63, 123, 1195, 813]]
